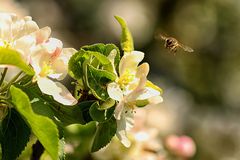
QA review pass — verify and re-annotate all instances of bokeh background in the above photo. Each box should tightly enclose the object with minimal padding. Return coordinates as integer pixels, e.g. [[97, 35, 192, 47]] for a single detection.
[[1, 0, 240, 159]]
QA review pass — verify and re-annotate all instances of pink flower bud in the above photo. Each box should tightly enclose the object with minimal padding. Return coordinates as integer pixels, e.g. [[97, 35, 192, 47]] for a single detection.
[[165, 135, 196, 158]]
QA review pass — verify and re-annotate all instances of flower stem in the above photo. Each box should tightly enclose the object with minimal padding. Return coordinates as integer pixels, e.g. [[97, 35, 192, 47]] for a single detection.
[[0, 68, 8, 87], [0, 71, 23, 93]]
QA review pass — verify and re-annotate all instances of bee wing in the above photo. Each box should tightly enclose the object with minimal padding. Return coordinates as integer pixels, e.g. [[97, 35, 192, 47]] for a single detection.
[[159, 34, 168, 40], [178, 43, 194, 52], [154, 31, 168, 40]]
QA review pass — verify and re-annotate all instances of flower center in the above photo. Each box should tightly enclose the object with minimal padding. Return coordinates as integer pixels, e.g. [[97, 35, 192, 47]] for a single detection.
[[118, 70, 135, 88], [39, 61, 53, 77]]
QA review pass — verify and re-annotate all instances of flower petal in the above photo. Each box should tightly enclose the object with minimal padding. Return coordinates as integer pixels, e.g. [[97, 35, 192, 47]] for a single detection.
[[13, 34, 37, 63], [37, 77, 77, 105], [34, 27, 51, 44], [0, 13, 14, 40], [136, 63, 149, 79], [136, 87, 161, 100], [116, 129, 131, 148], [119, 51, 144, 76], [148, 95, 163, 104], [116, 109, 134, 147], [49, 48, 77, 80], [107, 82, 123, 101], [114, 100, 125, 120]]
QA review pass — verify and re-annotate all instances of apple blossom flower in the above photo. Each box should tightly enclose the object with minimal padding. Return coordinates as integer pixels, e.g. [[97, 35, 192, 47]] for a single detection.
[[0, 13, 39, 63], [30, 34, 78, 106], [107, 51, 163, 147], [165, 135, 196, 158], [0, 13, 77, 105]]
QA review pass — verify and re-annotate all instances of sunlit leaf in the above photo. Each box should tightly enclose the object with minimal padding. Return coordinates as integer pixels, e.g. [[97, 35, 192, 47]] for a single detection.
[[10, 86, 59, 160], [87, 64, 116, 100], [0, 47, 34, 75], [91, 116, 117, 152]]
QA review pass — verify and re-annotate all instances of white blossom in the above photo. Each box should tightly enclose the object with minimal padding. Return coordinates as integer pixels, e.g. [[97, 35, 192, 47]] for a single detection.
[[107, 51, 163, 147]]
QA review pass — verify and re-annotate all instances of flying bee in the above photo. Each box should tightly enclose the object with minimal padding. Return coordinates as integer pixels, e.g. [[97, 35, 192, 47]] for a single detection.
[[156, 34, 194, 53]]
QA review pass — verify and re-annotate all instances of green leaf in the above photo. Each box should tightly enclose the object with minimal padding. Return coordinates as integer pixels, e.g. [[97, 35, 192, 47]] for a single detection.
[[0, 47, 34, 75], [89, 102, 105, 122], [68, 50, 89, 80], [87, 64, 116, 100], [19, 84, 88, 125], [91, 116, 117, 152], [1, 109, 31, 160], [98, 98, 115, 110], [82, 43, 120, 68], [114, 16, 134, 52], [87, 51, 111, 65], [10, 86, 59, 160]]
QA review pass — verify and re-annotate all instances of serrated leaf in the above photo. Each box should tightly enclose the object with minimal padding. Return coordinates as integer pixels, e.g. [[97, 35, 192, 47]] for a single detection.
[[1, 109, 31, 160], [87, 51, 111, 65], [89, 102, 105, 122], [114, 16, 134, 52], [91, 116, 117, 152], [82, 43, 120, 68], [0, 47, 34, 75], [68, 50, 89, 80], [87, 64, 116, 100], [10, 86, 59, 160]]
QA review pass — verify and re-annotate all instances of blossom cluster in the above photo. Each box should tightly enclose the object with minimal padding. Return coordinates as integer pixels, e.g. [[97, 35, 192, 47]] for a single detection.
[[0, 13, 77, 105], [0, 12, 195, 160]]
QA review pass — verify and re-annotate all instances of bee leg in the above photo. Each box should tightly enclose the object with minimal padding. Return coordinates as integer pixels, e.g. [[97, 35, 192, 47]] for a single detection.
[[172, 46, 177, 55]]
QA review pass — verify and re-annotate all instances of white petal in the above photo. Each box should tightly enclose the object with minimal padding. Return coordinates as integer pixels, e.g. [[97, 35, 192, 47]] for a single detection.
[[48, 73, 65, 80], [33, 27, 51, 44], [107, 82, 123, 101], [136, 87, 161, 100], [126, 76, 147, 102], [49, 48, 76, 80], [148, 95, 163, 104], [13, 35, 37, 63], [116, 110, 134, 147], [23, 16, 39, 34], [123, 108, 135, 131], [116, 130, 131, 148], [136, 63, 149, 78], [61, 48, 77, 62], [0, 13, 13, 40], [13, 16, 39, 40], [37, 77, 77, 105], [43, 38, 63, 54], [49, 58, 67, 80], [114, 100, 125, 120], [119, 51, 144, 76]]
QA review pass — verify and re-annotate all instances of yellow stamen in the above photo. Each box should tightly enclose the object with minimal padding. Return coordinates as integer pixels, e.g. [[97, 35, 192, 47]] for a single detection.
[[118, 70, 135, 87], [39, 62, 53, 77]]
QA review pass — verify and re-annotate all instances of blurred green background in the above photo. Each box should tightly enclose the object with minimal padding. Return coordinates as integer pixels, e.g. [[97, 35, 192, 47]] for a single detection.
[[1, 0, 240, 159]]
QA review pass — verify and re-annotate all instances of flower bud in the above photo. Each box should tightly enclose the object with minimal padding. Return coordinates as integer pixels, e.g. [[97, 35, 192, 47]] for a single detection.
[[165, 135, 196, 158]]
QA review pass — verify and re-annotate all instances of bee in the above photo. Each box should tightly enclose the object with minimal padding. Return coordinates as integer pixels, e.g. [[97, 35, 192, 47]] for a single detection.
[[156, 34, 194, 53]]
